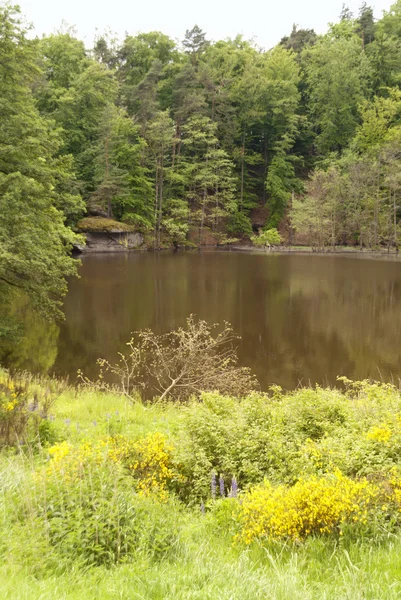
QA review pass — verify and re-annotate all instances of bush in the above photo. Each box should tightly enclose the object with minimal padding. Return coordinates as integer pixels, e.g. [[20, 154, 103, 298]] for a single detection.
[[226, 211, 253, 237], [251, 228, 282, 248], [177, 383, 401, 502], [19, 442, 182, 566], [235, 471, 381, 544]]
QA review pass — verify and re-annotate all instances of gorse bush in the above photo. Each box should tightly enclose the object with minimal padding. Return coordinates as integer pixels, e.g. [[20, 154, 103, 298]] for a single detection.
[[20, 439, 182, 566], [45, 432, 184, 500], [235, 471, 381, 544]]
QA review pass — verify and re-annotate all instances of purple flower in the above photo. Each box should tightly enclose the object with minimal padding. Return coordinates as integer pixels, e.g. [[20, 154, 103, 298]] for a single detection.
[[219, 476, 225, 498], [231, 477, 238, 498], [49, 415, 55, 422], [200, 502, 205, 514], [93, 420, 97, 427], [64, 419, 71, 427], [28, 399, 38, 412], [211, 472, 216, 499]]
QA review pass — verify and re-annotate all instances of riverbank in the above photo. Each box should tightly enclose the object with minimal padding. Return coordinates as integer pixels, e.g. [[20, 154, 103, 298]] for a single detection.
[[1, 370, 401, 598]]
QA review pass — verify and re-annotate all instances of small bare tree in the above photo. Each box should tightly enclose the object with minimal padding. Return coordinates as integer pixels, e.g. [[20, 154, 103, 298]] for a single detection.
[[91, 316, 259, 401]]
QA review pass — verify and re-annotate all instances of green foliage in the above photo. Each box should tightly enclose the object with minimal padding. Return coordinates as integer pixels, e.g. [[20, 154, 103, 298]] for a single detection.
[[251, 229, 282, 248], [3, 376, 401, 595], [0, 371, 57, 446], [0, 5, 83, 317], [76, 217, 136, 233], [21, 457, 181, 566], [227, 211, 253, 237]]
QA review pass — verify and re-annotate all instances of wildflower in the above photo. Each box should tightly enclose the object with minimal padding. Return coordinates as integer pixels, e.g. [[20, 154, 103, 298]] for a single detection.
[[231, 477, 238, 498], [211, 472, 217, 499], [219, 476, 225, 498]]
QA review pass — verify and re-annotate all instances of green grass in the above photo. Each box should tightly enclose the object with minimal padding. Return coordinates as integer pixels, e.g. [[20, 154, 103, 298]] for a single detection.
[[1, 534, 401, 599], [2, 375, 401, 598]]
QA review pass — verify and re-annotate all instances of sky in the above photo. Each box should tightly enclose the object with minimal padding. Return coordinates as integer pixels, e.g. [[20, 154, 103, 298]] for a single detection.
[[17, 0, 393, 49]]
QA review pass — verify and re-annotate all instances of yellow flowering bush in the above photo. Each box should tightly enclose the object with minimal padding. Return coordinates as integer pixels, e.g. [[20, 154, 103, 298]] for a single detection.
[[0, 376, 30, 445], [366, 424, 393, 444], [108, 432, 182, 499], [235, 471, 379, 544], [45, 433, 184, 500]]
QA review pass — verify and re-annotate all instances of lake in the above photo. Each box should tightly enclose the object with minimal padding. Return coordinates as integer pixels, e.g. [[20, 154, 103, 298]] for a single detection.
[[43, 251, 401, 392]]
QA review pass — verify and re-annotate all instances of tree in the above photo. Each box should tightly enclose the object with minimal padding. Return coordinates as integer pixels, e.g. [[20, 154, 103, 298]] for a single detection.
[[90, 316, 259, 400], [291, 168, 343, 250], [117, 31, 178, 114], [0, 5, 82, 317], [357, 3, 376, 48], [303, 35, 371, 154], [145, 111, 176, 247], [181, 116, 236, 241], [91, 104, 153, 227], [182, 25, 210, 65], [280, 25, 318, 54]]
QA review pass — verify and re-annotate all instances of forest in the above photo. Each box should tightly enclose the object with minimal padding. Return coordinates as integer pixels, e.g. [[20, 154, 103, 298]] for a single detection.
[[4, 2, 401, 314]]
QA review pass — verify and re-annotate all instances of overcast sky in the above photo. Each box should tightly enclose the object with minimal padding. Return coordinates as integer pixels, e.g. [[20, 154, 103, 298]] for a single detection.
[[17, 0, 393, 49]]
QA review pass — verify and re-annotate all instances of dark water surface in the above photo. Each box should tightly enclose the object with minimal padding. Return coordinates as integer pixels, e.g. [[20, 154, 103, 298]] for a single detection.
[[45, 251, 401, 391]]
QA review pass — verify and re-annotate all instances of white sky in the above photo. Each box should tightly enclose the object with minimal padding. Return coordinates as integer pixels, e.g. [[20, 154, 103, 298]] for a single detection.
[[17, 0, 393, 49]]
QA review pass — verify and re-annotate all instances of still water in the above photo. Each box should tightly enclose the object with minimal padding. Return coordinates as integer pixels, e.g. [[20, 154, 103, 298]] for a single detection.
[[39, 251, 401, 391]]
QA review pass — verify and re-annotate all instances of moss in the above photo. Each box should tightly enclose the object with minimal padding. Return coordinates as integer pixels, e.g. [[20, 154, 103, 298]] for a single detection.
[[76, 217, 136, 233]]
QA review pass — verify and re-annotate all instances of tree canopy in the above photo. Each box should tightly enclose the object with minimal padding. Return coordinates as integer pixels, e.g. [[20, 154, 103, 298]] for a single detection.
[[4, 1, 401, 318]]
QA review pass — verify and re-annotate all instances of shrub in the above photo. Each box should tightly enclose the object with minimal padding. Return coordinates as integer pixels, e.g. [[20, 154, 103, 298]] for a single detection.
[[21, 443, 182, 566], [45, 433, 184, 501], [88, 316, 259, 401], [226, 211, 253, 237], [108, 432, 186, 500], [251, 228, 282, 248], [235, 471, 380, 544]]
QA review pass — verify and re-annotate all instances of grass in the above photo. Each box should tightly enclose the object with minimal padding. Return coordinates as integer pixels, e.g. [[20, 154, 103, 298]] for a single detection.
[[1, 376, 401, 598], [1, 534, 401, 599]]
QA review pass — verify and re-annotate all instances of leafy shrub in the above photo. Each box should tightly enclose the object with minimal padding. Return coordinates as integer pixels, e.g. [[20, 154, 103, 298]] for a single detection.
[[21, 443, 182, 566], [46, 433, 184, 501], [251, 228, 282, 248], [226, 211, 253, 237], [234, 471, 381, 544], [108, 432, 186, 499], [178, 383, 401, 502]]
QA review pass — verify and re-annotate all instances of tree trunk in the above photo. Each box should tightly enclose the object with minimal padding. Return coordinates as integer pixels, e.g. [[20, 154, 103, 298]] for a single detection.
[[157, 155, 164, 248], [154, 158, 159, 248], [394, 191, 398, 252], [240, 129, 245, 211]]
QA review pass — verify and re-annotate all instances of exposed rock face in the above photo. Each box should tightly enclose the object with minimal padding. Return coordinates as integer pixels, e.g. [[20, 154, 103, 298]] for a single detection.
[[81, 231, 144, 253]]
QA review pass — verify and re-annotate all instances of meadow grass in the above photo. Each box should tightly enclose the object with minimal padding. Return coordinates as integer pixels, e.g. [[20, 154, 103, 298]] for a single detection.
[[1, 374, 401, 598]]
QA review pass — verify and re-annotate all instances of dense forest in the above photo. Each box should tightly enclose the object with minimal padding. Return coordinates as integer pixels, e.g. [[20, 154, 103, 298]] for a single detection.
[[4, 2, 401, 312]]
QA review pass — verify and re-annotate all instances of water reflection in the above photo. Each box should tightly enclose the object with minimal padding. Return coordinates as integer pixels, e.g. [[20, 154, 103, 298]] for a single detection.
[[49, 252, 401, 390], [0, 290, 59, 374]]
